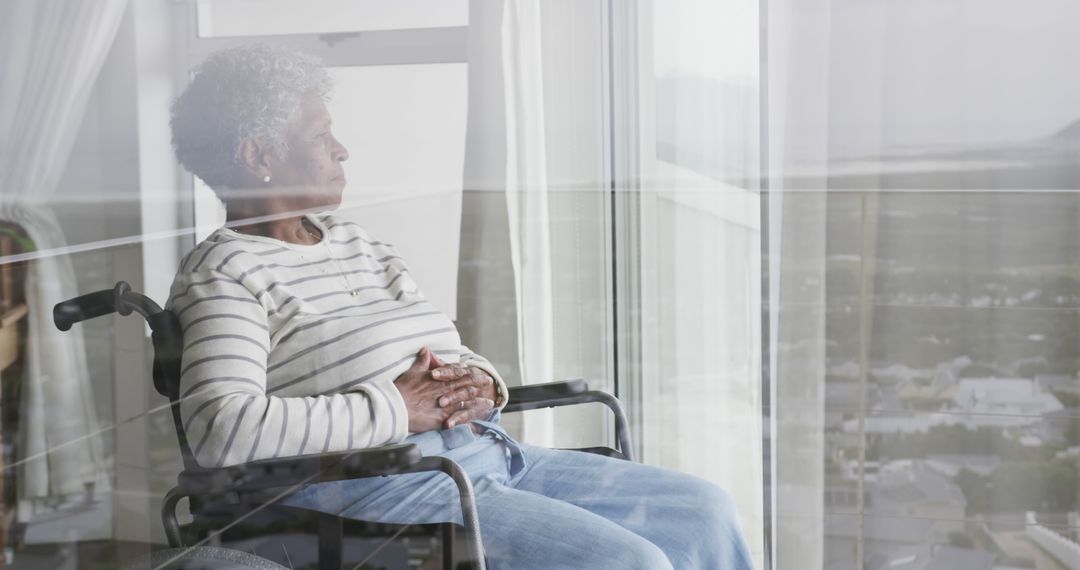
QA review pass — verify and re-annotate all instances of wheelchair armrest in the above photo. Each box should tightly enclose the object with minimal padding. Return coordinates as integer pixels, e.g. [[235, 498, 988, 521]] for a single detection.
[[177, 442, 423, 495], [505, 378, 588, 407], [503, 380, 635, 462]]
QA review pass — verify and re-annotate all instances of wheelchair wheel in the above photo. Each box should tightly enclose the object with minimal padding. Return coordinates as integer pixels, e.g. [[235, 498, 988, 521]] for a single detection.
[[122, 546, 288, 569]]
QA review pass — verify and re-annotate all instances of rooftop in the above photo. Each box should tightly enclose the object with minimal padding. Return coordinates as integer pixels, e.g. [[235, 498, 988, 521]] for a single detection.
[[923, 546, 995, 570], [826, 514, 936, 543], [875, 462, 966, 510], [925, 454, 1001, 476]]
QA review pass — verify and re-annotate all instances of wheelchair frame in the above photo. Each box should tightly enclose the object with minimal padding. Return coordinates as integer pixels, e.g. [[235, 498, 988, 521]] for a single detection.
[[54, 281, 634, 569]]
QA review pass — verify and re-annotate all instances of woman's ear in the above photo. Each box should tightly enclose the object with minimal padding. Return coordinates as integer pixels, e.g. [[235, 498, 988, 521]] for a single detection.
[[238, 138, 273, 181]]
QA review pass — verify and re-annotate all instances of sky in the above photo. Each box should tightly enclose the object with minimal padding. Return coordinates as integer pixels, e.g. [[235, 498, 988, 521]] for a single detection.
[[824, 0, 1080, 156]]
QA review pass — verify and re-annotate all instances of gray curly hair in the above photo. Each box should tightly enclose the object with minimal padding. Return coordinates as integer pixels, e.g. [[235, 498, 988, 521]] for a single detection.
[[170, 44, 332, 192]]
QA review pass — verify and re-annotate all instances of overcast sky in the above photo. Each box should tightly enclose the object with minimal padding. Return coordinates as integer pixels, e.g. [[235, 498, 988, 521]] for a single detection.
[[824, 0, 1080, 156]]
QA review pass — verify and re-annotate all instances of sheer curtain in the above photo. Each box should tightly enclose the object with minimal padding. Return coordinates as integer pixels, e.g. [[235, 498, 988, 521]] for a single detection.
[[463, 0, 611, 446], [765, 0, 832, 566], [0, 0, 125, 515], [499, 0, 558, 445]]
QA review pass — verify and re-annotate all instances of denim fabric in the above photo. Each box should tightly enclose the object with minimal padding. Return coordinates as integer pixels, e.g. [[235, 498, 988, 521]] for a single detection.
[[282, 419, 753, 569]]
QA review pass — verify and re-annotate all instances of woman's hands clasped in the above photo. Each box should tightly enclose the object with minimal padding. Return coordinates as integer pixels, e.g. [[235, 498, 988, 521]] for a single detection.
[[394, 347, 498, 433]]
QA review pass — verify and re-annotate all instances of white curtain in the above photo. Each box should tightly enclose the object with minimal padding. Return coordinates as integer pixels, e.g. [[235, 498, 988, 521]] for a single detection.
[[464, 0, 613, 446], [765, 0, 833, 567], [0, 0, 126, 514], [498, 0, 558, 444]]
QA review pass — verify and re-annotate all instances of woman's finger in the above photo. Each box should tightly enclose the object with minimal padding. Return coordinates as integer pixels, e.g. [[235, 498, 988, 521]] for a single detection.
[[407, 346, 432, 372], [431, 362, 469, 381], [436, 373, 493, 407], [445, 398, 495, 428], [437, 383, 482, 408]]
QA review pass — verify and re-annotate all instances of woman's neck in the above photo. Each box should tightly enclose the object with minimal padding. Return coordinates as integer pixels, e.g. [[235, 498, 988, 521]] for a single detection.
[[225, 209, 322, 245]]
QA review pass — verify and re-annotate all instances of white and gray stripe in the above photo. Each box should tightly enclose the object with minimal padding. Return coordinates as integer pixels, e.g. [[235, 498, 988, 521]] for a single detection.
[[168, 213, 508, 467]]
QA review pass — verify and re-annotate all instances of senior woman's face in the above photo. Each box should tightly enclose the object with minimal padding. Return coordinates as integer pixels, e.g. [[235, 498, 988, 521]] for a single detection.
[[268, 91, 349, 209]]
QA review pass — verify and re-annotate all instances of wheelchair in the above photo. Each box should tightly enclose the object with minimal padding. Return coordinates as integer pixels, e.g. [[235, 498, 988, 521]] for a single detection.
[[54, 281, 634, 569]]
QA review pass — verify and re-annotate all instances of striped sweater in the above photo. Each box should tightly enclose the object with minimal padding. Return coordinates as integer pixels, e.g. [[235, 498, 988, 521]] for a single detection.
[[167, 214, 508, 468]]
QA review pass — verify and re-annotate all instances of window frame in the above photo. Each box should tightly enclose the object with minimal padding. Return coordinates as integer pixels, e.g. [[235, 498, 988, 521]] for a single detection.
[[606, 0, 771, 566]]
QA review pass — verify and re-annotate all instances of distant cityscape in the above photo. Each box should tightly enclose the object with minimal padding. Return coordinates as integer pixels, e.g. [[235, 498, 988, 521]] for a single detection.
[[819, 187, 1080, 569], [825, 355, 1079, 569]]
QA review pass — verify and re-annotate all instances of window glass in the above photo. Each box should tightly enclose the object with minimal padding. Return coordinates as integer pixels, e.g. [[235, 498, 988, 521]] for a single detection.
[[634, 0, 765, 566], [768, 1, 1080, 568], [652, 0, 759, 187], [28, 0, 1080, 567]]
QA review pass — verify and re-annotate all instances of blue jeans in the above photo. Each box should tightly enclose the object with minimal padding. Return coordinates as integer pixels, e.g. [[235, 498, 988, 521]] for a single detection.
[[282, 422, 753, 569]]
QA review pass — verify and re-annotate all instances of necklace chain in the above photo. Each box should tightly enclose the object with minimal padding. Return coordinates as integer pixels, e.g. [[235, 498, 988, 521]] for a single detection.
[[236, 218, 362, 298], [327, 249, 360, 296], [300, 218, 321, 244], [304, 219, 362, 297], [231, 218, 362, 298]]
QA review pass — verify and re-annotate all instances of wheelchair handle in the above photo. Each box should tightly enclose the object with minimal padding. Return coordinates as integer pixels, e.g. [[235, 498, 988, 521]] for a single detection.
[[54, 286, 119, 331], [54, 281, 164, 331]]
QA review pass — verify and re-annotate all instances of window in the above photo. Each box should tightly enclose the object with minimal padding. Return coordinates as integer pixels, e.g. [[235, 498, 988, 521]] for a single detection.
[[769, 1, 1080, 568], [14, 0, 1080, 568], [613, 0, 766, 565]]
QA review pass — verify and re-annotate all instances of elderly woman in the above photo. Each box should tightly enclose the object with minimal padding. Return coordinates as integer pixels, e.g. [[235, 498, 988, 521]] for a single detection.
[[168, 44, 751, 569]]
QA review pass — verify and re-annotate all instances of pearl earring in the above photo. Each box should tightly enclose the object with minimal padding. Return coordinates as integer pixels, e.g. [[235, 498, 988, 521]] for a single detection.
[[263, 175, 272, 183]]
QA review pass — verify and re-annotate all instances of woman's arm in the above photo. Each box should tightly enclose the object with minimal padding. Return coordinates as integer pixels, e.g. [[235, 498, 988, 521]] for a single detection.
[[170, 270, 410, 468]]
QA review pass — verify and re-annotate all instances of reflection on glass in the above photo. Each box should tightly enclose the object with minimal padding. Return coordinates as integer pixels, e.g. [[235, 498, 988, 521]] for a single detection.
[[767, 1, 1080, 567]]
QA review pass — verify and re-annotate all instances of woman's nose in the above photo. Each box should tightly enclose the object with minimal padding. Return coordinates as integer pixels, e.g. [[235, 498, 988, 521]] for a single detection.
[[332, 135, 349, 162]]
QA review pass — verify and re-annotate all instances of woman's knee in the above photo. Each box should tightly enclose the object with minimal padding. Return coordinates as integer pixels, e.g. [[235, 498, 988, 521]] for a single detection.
[[676, 480, 752, 568], [486, 522, 673, 570], [683, 479, 740, 533]]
